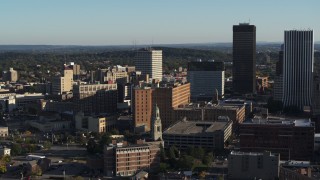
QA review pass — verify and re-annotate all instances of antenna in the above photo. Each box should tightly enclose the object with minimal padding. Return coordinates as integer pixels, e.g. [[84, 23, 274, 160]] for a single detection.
[[249, 18, 251, 24]]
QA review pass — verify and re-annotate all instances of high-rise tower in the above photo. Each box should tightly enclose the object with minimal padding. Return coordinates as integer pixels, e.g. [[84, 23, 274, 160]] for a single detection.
[[135, 49, 162, 81], [187, 61, 224, 101], [232, 23, 256, 94], [283, 30, 314, 110]]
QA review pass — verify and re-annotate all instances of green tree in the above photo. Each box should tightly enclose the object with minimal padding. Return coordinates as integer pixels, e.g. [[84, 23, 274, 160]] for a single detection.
[[0, 164, 6, 174], [43, 141, 52, 150], [194, 147, 205, 159], [86, 138, 98, 154], [98, 133, 111, 153], [168, 146, 179, 159], [160, 144, 166, 162], [159, 163, 169, 173], [1, 155, 11, 163], [187, 146, 195, 157], [202, 152, 214, 166], [110, 129, 119, 135], [11, 143, 22, 156], [177, 155, 194, 170], [33, 165, 42, 176]]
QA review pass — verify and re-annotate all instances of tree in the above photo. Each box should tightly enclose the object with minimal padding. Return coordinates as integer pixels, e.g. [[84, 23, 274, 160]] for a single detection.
[[98, 133, 111, 153], [0, 164, 6, 174], [86, 138, 98, 154], [187, 146, 195, 157], [43, 141, 52, 150], [33, 165, 42, 176], [160, 144, 166, 162], [168, 146, 179, 159], [1, 155, 11, 163], [159, 163, 169, 173], [199, 171, 206, 179], [177, 155, 194, 170], [11, 143, 22, 156], [110, 129, 119, 135], [194, 147, 205, 159], [202, 153, 214, 166]]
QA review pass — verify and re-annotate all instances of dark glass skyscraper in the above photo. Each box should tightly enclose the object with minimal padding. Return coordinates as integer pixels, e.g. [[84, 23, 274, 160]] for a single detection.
[[283, 30, 314, 110], [232, 23, 256, 94]]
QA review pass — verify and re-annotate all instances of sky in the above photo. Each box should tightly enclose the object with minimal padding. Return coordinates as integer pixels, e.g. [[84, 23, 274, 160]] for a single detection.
[[0, 0, 319, 45]]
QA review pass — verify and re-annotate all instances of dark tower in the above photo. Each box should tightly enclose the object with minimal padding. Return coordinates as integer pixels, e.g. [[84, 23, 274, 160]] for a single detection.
[[232, 23, 256, 94]]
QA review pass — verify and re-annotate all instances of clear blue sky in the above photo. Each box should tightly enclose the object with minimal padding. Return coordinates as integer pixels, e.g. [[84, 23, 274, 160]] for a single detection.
[[0, 0, 319, 45]]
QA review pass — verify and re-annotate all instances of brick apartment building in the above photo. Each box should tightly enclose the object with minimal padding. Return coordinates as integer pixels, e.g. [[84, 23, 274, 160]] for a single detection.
[[104, 140, 161, 177]]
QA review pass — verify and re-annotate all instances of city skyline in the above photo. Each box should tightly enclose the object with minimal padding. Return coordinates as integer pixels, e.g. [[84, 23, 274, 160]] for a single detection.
[[0, 0, 319, 45]]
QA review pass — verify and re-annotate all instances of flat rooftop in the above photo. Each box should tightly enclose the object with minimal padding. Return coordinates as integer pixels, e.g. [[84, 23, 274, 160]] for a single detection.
[[243, 118, 313, 127], [175, 103, 242, 111], [163, 119, 230, 135], [230, 151, 277, 157]]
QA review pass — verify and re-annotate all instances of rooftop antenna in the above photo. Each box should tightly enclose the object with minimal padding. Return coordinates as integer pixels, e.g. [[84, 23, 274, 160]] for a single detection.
[[249, 18, 251, 24]]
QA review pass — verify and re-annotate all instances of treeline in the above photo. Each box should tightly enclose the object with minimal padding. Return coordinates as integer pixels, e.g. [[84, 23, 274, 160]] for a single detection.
[[0, 47, 319, 80]]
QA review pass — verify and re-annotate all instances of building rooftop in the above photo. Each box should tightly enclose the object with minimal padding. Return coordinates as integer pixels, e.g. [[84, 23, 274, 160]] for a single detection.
[[280, 160, 310, 167], [175, 103, 242, 111], [163, 119, 231, 135], [243, 118, 313, 127], [230, 151, 277, 157]]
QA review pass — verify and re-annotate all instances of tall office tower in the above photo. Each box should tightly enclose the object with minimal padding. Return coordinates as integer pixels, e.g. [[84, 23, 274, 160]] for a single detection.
[[187, 61, 224, 101], [283, 30, 314, 110], [233, 23, 256, 94], [2, 67, 18, 83], [273, 45, 284, 101], [135, 49, 162, 81]]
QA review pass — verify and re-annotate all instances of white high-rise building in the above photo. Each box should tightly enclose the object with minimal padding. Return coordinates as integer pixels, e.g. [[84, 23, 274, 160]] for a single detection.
[[135, 49, 162, 81], [283, 30, 314, 110]]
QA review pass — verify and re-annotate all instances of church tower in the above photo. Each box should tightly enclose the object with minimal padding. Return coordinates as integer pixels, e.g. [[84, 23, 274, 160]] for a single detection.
[[151, 104, 162, 141]]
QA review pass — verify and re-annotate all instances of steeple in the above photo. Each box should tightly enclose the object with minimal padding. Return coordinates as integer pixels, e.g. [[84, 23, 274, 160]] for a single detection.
[[151, 104, 162, 141]]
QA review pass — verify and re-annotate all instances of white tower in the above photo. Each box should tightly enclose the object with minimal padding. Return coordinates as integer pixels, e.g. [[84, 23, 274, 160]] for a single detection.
[[151, 104, 162, 141]]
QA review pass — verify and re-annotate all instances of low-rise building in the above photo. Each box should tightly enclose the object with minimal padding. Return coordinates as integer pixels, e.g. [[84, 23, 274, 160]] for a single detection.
[[0, 147, 11, 156], [104, 140, 161, 177], [75, 112, 106, 133], [174, 103, 245, 132], [228, 151, 280, 180], [163, 116, 232, 150], [240, 118, 315, 161], [28, 120, 71, 132], [279, 161, 313, 180], [0, 127, 8, 137]]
